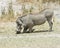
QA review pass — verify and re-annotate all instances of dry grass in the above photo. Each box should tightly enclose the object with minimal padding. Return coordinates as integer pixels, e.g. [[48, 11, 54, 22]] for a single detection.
[[0, 37, 60, 48]]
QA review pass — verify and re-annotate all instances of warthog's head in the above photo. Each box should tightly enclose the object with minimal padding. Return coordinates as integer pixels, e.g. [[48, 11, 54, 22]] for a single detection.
[[16, 19, 24, 34]]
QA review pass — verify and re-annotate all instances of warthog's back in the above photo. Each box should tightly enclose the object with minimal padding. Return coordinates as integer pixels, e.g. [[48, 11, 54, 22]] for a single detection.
[[29, 14, 46, 25], [41, 9, 53, 17]]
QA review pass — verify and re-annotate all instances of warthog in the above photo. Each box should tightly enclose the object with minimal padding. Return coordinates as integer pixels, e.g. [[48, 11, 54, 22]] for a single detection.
[[16, 8, 54, 34]]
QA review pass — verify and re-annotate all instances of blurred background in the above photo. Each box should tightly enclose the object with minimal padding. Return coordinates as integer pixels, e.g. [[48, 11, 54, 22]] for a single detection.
[[0, 0, 60, 21]]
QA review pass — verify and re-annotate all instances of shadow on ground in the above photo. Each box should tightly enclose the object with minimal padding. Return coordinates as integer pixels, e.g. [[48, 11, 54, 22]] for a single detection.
[[16, 30, 54, 34]]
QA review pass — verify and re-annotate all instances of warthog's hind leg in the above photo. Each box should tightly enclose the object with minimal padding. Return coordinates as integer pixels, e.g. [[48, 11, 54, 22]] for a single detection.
[[47, 17, 53, 32], [49, 21, 53, 32]]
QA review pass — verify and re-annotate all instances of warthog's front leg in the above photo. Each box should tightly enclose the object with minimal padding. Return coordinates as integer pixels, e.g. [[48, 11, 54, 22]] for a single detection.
[[23, 26, 29, 33]]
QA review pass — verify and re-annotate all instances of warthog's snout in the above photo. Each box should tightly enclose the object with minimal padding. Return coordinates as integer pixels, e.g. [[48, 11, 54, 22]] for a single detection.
[[16, 31, 21, 34], [16, 25, 24, 34]]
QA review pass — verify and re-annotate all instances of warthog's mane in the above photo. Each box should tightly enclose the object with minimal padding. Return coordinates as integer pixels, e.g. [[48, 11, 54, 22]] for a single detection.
[[18, 14, 27, 18]]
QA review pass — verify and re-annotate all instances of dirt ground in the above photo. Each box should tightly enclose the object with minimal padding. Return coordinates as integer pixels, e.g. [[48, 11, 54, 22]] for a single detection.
[[0, 17, 60, 48]]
